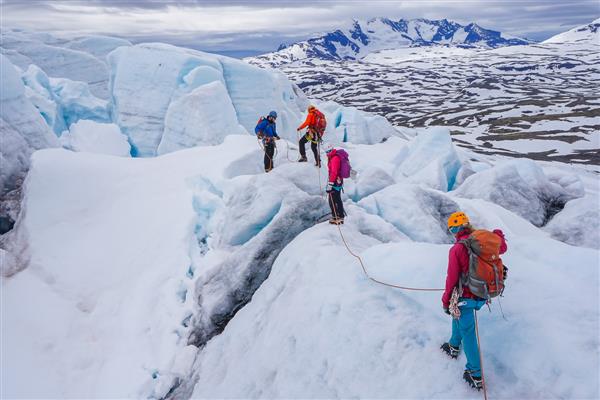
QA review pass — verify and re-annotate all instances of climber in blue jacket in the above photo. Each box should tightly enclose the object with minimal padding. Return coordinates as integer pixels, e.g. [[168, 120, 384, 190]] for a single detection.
[[255, 111, 280, 172]]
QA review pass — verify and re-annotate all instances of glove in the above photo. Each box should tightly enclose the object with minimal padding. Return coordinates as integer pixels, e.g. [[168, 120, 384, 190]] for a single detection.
[[326, 182, 333, 192], [275, 136, 281, 140], [444, 307, 451, 315], [296, 127, 302, 132], [257, 133, 264, 139]]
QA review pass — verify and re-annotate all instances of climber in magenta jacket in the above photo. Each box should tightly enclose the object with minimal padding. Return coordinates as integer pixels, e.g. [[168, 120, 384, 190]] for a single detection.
[[325, 144, 344, 225]]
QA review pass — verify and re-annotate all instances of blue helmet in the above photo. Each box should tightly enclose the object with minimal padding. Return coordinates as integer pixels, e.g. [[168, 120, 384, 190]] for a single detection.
[[268, 111, 277, 119]]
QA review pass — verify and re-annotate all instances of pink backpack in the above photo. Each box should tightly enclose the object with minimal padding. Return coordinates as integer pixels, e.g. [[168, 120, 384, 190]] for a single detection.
[[336, 149, 351, 179]]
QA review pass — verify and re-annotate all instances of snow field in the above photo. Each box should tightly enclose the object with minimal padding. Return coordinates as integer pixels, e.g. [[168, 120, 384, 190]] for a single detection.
[[3, 126, 599, 398], [1, 136, 264, 397], [189, 205, 598, 399], [59, 120, 131, 156], [2, 27, 599, 399]]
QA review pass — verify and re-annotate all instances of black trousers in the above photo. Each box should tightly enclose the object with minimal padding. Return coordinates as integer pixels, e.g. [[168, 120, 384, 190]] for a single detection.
[[264, 141, 275, 171], [299, 135, 320, 161], [328, 189, 345, 219]]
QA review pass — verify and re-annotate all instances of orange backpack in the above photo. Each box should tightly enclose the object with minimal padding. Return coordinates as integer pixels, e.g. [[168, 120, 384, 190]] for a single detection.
[[459, 230, 505, 300], [312, 109, 327, 135]]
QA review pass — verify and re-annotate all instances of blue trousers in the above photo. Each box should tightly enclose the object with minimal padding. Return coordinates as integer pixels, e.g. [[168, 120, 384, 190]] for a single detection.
[[449, 298, 486, 377]]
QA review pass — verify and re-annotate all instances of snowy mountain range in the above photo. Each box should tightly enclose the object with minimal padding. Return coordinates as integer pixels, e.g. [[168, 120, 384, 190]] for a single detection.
[[1, 21, 599, 400], [251, 18, 531, 66], [543, 17, 600, 44], [248, 19, 600, 165]]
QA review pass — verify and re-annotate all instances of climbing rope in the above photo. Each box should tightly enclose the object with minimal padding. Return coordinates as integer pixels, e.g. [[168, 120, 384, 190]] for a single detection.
[[328, 191, 444, 292], [475, 311, 489, 400], [317, 139, 325, 198]]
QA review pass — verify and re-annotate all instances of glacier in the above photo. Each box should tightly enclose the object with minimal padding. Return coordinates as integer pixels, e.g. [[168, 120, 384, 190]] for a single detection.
[[3, 128, 598, 399], [108, 43, 305, 157], [157, 81, 246, 154], [1, 32, 396, 235], [454, 158, 582, 226], [59, 120, 131, 157], [0, 55, 59, 230], [1, 30, 119, 99], [1, 27, 599, 400]]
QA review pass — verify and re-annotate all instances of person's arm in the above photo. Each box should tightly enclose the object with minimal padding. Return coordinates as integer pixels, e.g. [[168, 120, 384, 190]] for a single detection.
[[328, 155, 340, 183], [494, 229, 507, 254], [442, 246, 461, 309], [273, 123, 280, 139], [297, 113, 313, 131]]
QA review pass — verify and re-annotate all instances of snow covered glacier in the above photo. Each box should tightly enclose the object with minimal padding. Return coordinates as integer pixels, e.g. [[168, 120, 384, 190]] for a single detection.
[[2, 125, 599, 398], [1, 33, 397, 232], [1, 29, 599, 400]]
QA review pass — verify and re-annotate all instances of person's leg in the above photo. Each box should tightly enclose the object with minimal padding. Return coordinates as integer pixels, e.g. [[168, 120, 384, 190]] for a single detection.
[[458, 299, 483, 377], [311, 141, 320, 165], [328, 191, 337, 219], [264, 142, 274, 171], [263, 143, 269, 171], [299, 135, 308, 159], [330, 189, 343, 219], [449, 317, 462, 348], [335, 188, 345, 218]]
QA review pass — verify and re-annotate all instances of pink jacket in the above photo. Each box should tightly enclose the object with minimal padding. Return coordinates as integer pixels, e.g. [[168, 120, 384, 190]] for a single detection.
[[442, 229, 507, 308], [327, 149, 343, 185]]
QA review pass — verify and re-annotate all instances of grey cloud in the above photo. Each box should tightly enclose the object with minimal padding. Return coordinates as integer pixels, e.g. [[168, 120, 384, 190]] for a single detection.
[[2, 0, 598, 52]]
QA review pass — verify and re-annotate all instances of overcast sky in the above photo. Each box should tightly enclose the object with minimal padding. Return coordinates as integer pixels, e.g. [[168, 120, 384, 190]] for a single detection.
[[2, 0, 598, 56]]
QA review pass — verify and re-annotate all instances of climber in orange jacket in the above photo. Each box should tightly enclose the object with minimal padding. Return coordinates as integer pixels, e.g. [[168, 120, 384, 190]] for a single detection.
[[297, 105, 326, 167]]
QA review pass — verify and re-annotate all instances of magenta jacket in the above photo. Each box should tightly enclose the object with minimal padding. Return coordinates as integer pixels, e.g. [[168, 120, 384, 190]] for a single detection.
[[442, 229, 507, 308], [327, 149, 343, 185]]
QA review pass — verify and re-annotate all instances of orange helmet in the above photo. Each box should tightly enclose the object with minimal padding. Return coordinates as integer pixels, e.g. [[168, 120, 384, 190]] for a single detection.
[[447, 212, 469, 229]]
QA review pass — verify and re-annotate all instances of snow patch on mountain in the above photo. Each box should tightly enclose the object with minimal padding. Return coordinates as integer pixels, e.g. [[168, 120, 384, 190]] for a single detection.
[[543, 18, 600, 44]]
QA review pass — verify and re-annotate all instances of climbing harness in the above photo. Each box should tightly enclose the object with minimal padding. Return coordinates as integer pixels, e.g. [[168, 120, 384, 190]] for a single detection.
[[449, 287, 463, 318], [474, 310, 488, 400]]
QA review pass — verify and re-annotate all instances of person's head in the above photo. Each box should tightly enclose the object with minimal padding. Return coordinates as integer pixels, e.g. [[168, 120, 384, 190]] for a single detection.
[[447, 212, 472, 236], [268, 110, 277, 122], [323, 143, 334, 154], [307, 105, 316, 113]]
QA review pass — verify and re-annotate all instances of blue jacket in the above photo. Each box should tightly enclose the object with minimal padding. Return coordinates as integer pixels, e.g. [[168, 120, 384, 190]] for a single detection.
[[255, 118, 279, 138]]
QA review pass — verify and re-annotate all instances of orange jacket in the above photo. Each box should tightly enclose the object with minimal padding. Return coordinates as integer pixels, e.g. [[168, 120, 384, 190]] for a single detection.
[[297, 110, 317, 131]]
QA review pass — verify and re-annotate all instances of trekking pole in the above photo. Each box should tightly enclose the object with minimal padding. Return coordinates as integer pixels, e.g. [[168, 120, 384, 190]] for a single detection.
[[474, 310, 489, 400]]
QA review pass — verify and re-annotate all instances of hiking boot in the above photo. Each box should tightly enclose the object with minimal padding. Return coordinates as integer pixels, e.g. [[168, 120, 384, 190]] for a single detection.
[[441, 342, 460, 359], [265, 167, 273, 173], [329, 217, 344, 225], [298, 156, 307, 162], [315, 159, 321, 168], [463, 370, 483, 391]]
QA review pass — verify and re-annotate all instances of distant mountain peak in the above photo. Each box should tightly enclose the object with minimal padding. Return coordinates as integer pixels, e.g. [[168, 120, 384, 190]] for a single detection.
[[249, 17, 531, 67]]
